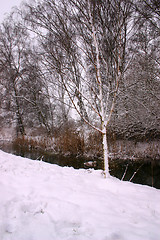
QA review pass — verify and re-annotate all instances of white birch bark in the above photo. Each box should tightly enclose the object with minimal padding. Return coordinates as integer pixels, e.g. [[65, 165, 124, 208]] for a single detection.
[[88, 0, 110, 177], [102, 130, 109, 178]]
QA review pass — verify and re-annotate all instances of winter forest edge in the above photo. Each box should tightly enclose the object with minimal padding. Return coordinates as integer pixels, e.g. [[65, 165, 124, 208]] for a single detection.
[[0, 0, 160, 177]]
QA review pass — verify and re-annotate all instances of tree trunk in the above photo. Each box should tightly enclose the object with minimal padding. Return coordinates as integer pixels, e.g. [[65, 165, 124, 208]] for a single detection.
[[13, 84, 25, 137], [88, 0, 110, 177], [102, 128, 110, 177]]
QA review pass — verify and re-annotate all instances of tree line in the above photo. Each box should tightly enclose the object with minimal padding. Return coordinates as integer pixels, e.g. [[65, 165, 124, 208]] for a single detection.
[[0, 0, 159, 175]]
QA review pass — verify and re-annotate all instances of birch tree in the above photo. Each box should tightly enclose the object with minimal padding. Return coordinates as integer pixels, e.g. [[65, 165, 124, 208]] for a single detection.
[[58, 0, 131, 176], [20, 0, 132, 176], [17, 0, 135, 177]]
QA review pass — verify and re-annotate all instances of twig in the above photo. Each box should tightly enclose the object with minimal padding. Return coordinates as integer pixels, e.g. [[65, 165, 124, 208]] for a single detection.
[[129, 163, 143, 182], [121, 163, 128, 181]]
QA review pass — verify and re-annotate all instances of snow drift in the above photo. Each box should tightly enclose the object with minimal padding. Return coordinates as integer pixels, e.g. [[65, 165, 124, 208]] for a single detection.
[[0, 150, 160, 240]]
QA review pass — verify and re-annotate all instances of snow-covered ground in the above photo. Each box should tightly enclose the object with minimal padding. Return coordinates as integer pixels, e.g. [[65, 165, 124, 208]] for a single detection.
[[0, 150, 160, 240]]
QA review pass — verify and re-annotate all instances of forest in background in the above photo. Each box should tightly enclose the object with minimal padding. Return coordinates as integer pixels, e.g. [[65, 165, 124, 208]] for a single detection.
[[0, 0, 160, 164]]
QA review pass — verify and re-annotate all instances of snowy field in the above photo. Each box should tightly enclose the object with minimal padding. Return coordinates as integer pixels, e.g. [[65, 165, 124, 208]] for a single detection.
[[0, 150, 160, 240]]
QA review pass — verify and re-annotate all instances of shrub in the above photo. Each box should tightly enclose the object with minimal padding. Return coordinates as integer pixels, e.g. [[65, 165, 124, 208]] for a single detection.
[[12, 136, 50, 157], [54, 122, 85, 156]]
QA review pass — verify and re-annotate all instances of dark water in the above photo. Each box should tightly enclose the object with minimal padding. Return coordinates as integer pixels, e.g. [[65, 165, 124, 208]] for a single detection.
[[109, 159, 160, 189], [0, 141, 160, 189]]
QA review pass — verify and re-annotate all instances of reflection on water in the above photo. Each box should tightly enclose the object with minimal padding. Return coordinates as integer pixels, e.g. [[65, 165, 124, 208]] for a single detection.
[[0, 140, 160, 189]]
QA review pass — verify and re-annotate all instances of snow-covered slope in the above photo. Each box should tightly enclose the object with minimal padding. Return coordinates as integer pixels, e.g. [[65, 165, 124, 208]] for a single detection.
[[0, 150, 160, 240]]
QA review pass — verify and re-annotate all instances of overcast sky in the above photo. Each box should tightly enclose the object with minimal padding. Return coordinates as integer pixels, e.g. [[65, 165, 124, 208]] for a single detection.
[[0, 0, 23, 23]]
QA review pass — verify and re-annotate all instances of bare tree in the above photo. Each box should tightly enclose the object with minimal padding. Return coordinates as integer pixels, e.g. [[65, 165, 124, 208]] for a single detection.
[[15, 0, 160, 173], [17, 0, 133, 176], [65, 0, 132, 176], [0, 17, 28, 136], [0, 13, 55, 136]]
